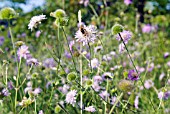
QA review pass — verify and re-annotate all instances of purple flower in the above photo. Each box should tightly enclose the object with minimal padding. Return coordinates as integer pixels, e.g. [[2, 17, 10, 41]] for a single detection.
[[124, 0, 132, 5], [38, 110, 44, 114], [35, 31, 41, 38], [116, 30, 132, 44], [33, 88, 42, 95], [84, 106, 96, 112], [128, 70, 139, 81], [92, 82, 101, 92], [134, 95, 139, 109], [79, 0, 89, 7], [65, 90, 77, 106], [0, 36, 4, 46], [164, 52, 170, 58], [111, 96, 117, 105], [43, 58, 56, 68], [2, 88, 10, 96], [119, 43, 125, 53], [21, 33, 27, 38], [164, 91, 170, 100], [144, 79, 154, 89], [8, 81, 14, 90], [17, 45, 30, 59], [142, 24, 157, 33], [27, 58, 39, 66], [99, 91, 110, 99]]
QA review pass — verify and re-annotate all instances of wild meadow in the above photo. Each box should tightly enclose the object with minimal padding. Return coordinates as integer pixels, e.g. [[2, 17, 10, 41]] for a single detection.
[[0, 0, 170, 114]]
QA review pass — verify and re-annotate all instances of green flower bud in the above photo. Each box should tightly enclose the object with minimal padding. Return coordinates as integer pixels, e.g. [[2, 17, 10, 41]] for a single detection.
[[83, 69, 90, 76], [55, 105, 61, 113], [55, 17, 69, 26], [67, 72, 77, 82], [0, 7, 18, 20], [50, 9, 66, 18], [112, 24, 124, 35], [86, 79, 93, 87], [117, 79, 134, 92], [31, 72, 39, 79], [59, 70, 66, 76], [15, 41, 25, 47]]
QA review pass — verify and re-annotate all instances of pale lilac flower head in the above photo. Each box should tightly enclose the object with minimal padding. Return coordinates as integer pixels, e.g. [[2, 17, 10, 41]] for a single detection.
[[159, 72, 165, 81], [164, 91, 170, 100], [124, 0, 133, 5], [119, 43, 125, 53], [69, 40, 75, 52], [65, 90, 77, 106], [79, 0, 89, 7], [167, 61, 170, 67], [92, 82, 101, 92], [93, 75, 103, 83], [158, 91, 164, 100], [90, 58, 100, 69], [147, 63, 154, 72], [0, 36, 4, 46], [144, 79, 154, 89], [142, 24, 157, 33], [116, 30, 132, 43], [134, 95, 139, 109], [33, 88, 42, 95], [84, 106, 96, 112], [2, 88, 10, 96], [35, 31, 41, 38], [17, 45, 30, 59], [128, 70, 139, 81], [24, 87, 32, 93], [28, 14, 46, 31], [38, 110, 43, 114], [8, 81, 14, 90], [99, 91, 110, 99], [27, 58, 39, 66], [164, 52, 170, 58], [43, 58, 56, 68], [94, 46, 103, 53], [111, 96, 117, 105], [75, 24, 97, 46]]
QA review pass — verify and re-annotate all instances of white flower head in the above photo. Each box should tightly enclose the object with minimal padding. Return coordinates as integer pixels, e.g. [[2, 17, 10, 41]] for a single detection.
[[85, 106, 96, 112], [65, 90, 77, 106], [28, 14, 46, 31], [75, 24, 97, 46], [90, 58, 100, 69]]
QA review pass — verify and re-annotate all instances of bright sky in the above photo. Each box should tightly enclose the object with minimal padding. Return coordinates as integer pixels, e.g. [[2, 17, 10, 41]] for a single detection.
[[0, 0, 46, 13]]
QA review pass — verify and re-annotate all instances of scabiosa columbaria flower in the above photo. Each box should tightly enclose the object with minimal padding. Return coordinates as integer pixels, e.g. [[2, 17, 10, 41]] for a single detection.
[[38, 110, 44, 114], [119, 43, 125, 53], [92, 82, 101, 92], [164, 52, 170, 58], [33, 88, 42, 95], [0, 36, 4, 46], [75, 24, 97, 46], [134, 95, 139, 109], [17, 45, 30, 59], [144, 79, 154, 89], [128, 70, 139, 81], [28, 14, 46, 31], [90, 58, 100, 69], [84, 106, 96, 112], [65, 90, 77, 106], [116, 30, 132, 44], [111, 96, 117, 105], [0, 7, 18, 19], [142, 24, 157, 33], [8, 81, 14, 90], [118, 79, 134, 92], [79, 0, 89, 7], [158, 91, 164, 100], [43, 58, 56, 69], [99, 91, 110, 99], [124, 0, 133, 5], [2, 88, 10, 96], [93, 75, 103, 83], [27, 58, 39, 66]]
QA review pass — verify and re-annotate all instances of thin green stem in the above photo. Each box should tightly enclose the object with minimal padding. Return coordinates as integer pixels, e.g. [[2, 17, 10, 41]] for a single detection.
[[61, 27, 77, 72], [109, 92, 123, 114], [118, 33, 156, 112]]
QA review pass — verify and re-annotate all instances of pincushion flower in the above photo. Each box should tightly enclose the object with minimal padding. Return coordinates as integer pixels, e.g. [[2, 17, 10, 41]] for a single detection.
[[128, 69, 139, 81], [75, 24, 97, 46], [90, 58, 100, 69], [65, 90, 77, 106], [124, 0, 133, 5], [144, 79, 154, 89], [116, 30, 132, 44], [28, 14, 46, 31], [84, 106, 96, 112], [17, 45, 30, 59]]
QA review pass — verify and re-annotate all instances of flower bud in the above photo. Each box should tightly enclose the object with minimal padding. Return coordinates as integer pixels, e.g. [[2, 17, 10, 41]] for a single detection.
[[112, 24, 124, 35], [55, 105, 61, 113], [117, 79, 134, 92], [83, 69, 90, 76], [86, 79, 93, 87], [50, 9, 66, 18], [55, 17, 69, 26], [67, 72, 77, 82], [0, 7, 18, 20], [15, 41, 25, 47]]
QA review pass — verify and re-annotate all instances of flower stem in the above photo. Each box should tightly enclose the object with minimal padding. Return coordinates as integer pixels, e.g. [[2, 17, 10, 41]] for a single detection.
[[62, 27, 77, 72], [118, 33, 156, 112], [109, 92, 123, 114]]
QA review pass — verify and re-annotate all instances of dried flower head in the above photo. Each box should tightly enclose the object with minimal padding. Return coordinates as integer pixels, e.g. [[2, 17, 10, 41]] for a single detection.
[[117, 79, 134, 92]]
